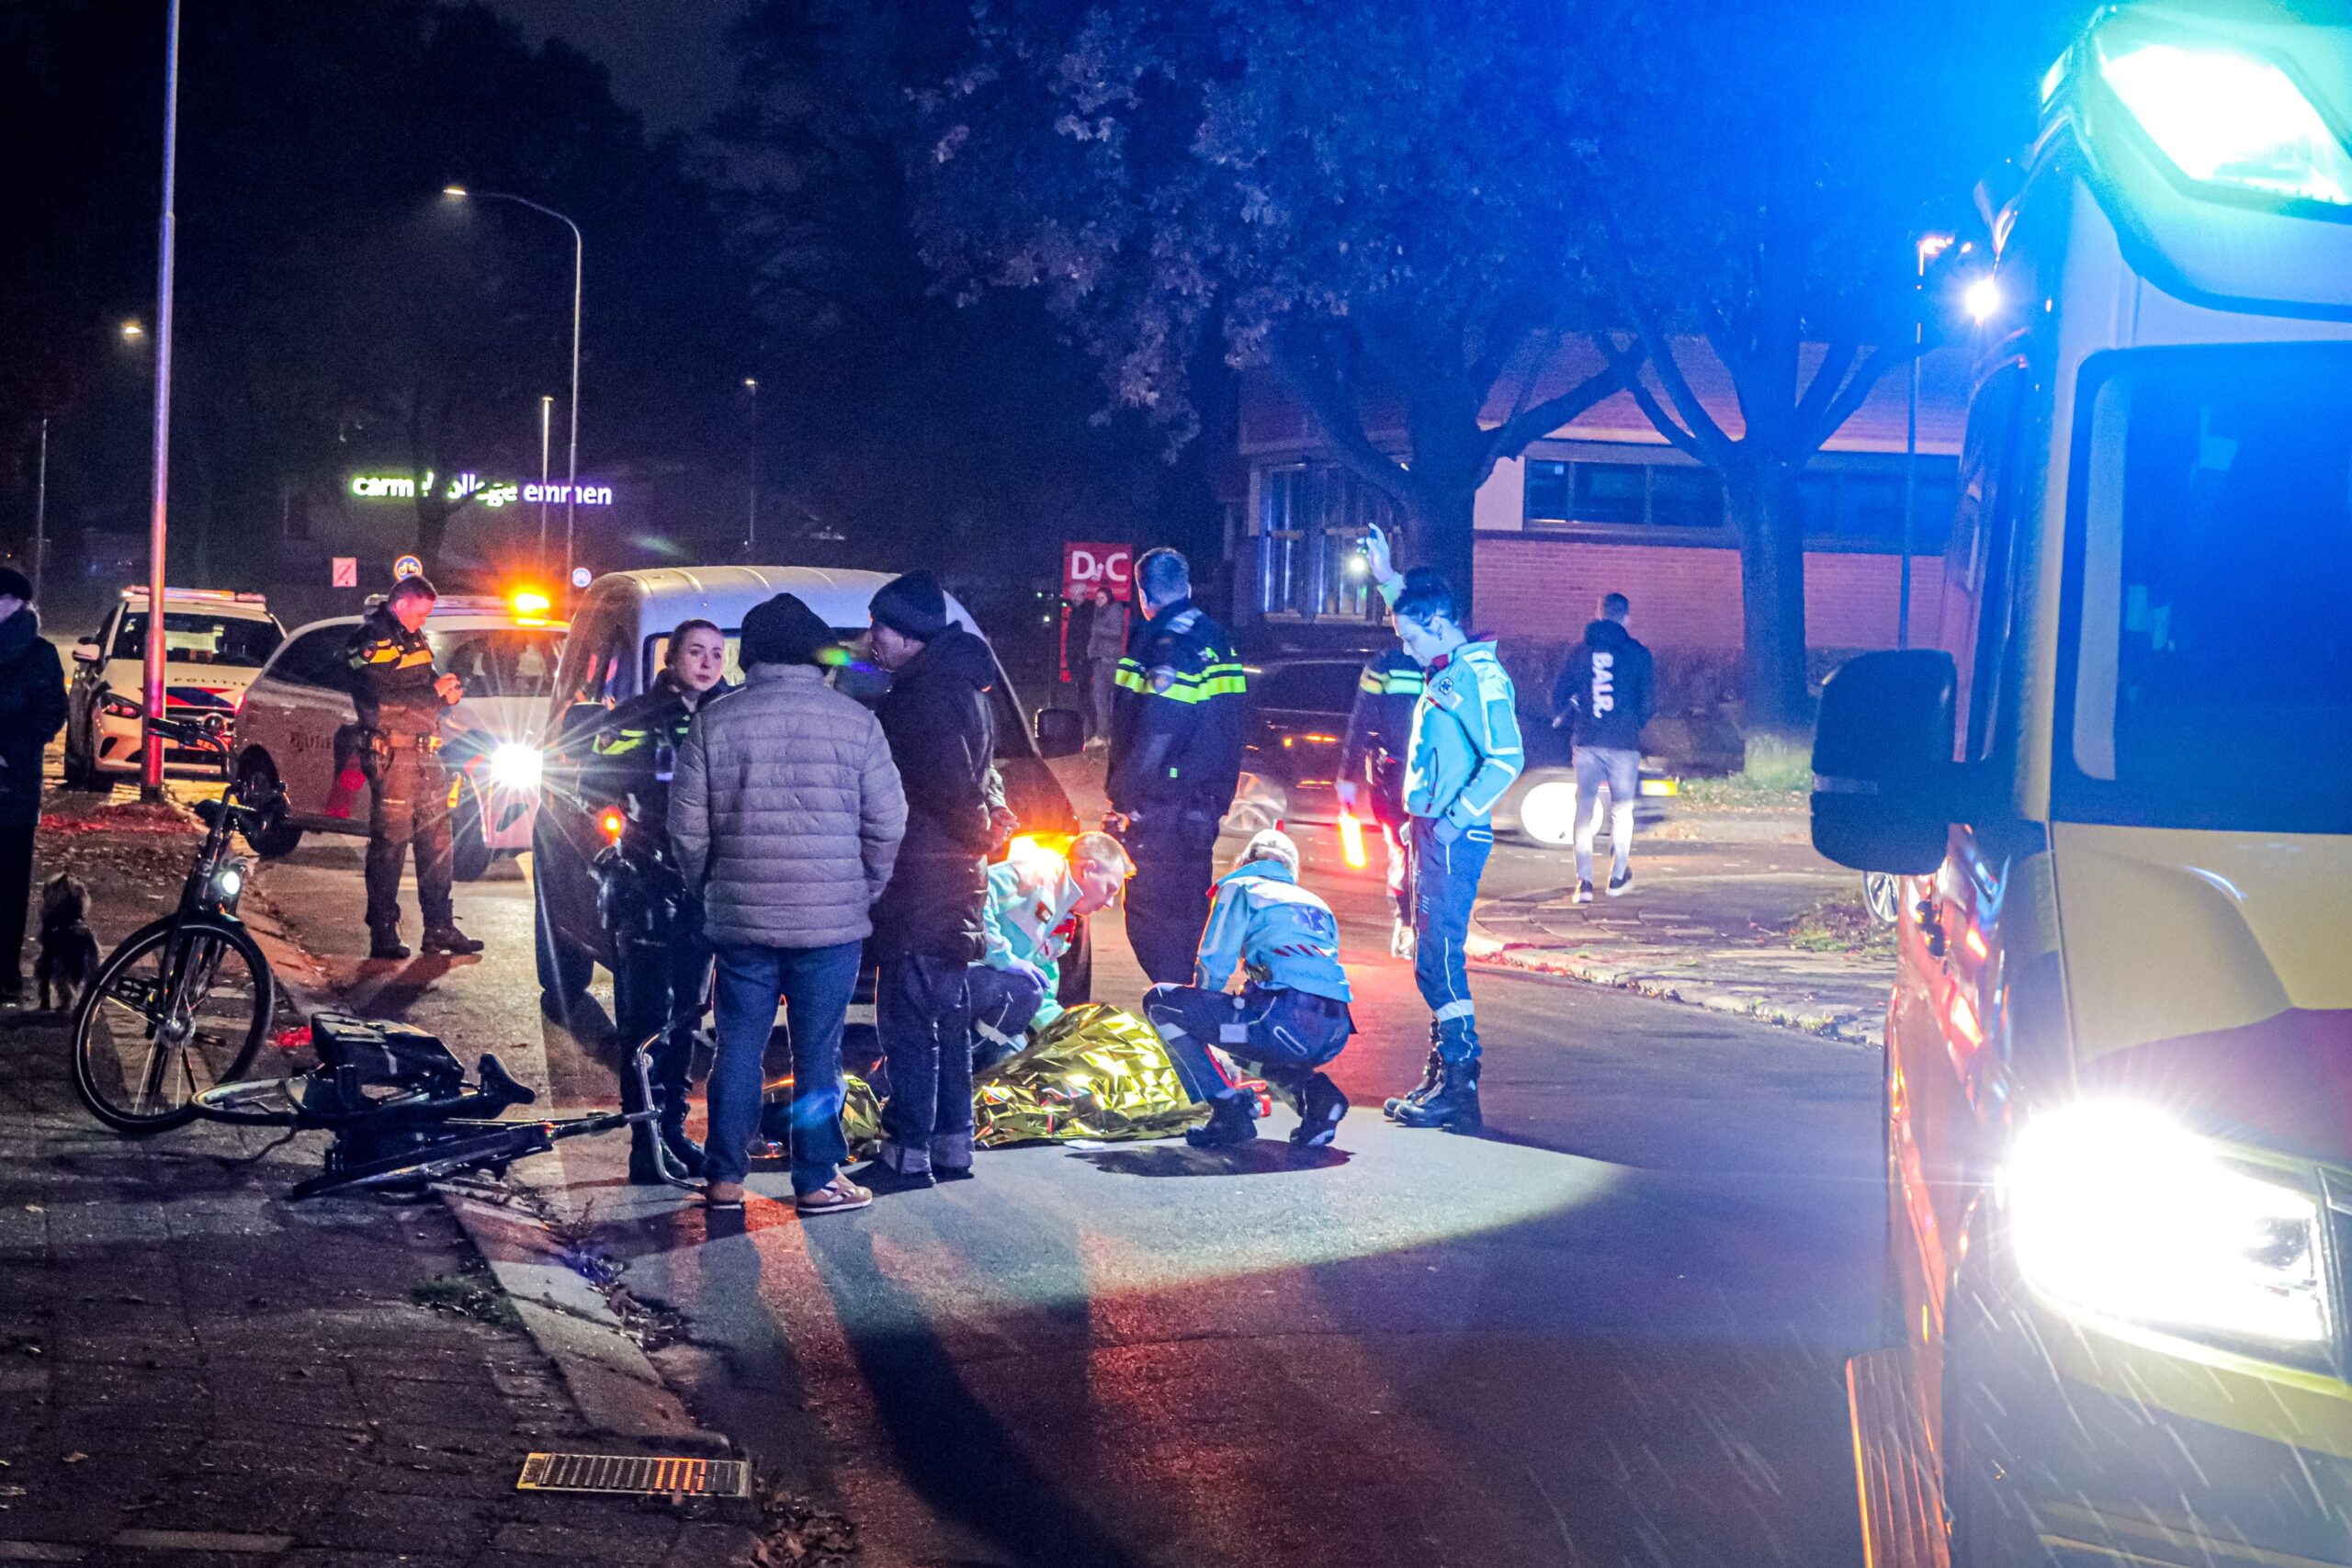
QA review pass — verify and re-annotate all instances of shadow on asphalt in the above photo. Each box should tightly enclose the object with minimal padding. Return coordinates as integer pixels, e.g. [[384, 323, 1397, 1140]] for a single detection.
[[1068, 1142, 1351, 1178]]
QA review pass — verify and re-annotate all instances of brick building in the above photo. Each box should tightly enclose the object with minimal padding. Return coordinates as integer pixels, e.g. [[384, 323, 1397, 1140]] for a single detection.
[[1225, 336, 1970, 753]]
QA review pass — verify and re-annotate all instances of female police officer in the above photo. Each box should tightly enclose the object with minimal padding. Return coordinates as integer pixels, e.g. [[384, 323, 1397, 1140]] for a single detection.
[[584, 619, 731, 1183]]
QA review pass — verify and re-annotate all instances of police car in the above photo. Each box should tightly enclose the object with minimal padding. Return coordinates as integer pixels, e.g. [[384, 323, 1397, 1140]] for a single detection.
[[64, 588, 284, 784], [229, 592, 565, 880]]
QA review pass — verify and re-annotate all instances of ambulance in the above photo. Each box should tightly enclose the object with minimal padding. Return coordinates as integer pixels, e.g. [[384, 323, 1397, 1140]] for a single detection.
[[1818, 6, 2352, 1564]]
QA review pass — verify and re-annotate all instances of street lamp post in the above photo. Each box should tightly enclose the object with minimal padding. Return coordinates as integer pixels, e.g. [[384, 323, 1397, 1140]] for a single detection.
[[537, 393, 553, 574], [141, 0, 184, 803], [31, 418, 49, 607], [444, 187, 582, 592], [742, 377, 758, 555], [1900, 232, 1954, 652]]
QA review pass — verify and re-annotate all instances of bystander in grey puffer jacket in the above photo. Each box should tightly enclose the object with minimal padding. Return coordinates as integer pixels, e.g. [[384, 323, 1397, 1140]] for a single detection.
[[670, 662, 907, 950]]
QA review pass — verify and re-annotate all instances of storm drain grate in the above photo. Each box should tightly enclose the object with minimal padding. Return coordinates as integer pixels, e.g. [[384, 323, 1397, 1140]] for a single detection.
[[516, 1451, 751, 1498]]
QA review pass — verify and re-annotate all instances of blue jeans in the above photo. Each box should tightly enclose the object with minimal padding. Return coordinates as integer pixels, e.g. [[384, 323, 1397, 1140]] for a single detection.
[[1144, 983, 1352, 1102], [876, 953, 975, 1176], [708, 941, 863, 1194], [1573, 745, 1640, 886], [1411, 818, 1492, 1064]]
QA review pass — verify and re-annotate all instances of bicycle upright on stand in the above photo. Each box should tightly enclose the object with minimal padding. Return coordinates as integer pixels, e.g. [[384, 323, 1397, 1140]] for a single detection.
[[71, 714, 287, 1134]]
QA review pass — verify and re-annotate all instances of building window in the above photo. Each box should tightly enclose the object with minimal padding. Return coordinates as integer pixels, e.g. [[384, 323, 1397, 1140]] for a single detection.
[[1524, 458, 1724, 529], [1795, 467, 1958, 547], [1255, 463, 1398, 621]]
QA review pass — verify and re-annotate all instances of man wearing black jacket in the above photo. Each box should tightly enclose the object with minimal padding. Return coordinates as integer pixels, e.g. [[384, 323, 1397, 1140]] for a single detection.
[[345, 578, 481, 959], [1552, 592, 1655, 902], [0, 569, 66, 1002], [864, 571, 997, 1189]]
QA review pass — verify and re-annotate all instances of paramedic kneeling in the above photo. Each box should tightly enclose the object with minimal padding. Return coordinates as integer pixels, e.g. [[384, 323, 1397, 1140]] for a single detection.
[[1143, 829, 1354, 1150]]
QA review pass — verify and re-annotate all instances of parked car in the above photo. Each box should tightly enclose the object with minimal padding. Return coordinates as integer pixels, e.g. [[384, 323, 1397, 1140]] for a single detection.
[[533, 565, 1089, 1010], [1240, 651, 1677, 841], [228, 594, 565, 880], [64, 588, 283, 785]]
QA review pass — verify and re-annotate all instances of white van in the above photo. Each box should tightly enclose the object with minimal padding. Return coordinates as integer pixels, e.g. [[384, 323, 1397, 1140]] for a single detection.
[[533, 566, 1087, 1005]]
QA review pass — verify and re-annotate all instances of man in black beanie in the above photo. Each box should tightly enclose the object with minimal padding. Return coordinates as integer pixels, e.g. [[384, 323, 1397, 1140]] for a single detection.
[[0, 568, 64, 1002], [861, 571, 999, 1190]]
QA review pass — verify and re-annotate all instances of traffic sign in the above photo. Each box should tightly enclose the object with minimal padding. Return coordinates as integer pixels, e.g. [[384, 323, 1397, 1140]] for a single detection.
[[331, 557, 357, 588], [392, 555, 424, 581], [571, 566, 592, 589]]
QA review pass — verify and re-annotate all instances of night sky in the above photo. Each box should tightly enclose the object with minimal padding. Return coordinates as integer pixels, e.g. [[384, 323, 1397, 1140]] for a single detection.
[[483, 0, 750, 134]]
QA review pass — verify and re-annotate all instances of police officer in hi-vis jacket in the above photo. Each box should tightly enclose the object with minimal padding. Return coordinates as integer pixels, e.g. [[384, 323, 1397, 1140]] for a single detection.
[[344, 576, 482, 962]]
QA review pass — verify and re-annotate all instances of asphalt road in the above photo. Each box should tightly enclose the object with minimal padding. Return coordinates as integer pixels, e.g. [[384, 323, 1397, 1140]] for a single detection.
[[248, 819, 1882, 1568]]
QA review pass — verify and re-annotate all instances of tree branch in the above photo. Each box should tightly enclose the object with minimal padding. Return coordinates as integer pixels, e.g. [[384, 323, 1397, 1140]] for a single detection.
[[1805, 341, 1917, 454], [1792, 338, 1861, 440], [1480, 359, 1625, 471], [1598, 336, 1711, 465], [1269, 326, 1421, 510]]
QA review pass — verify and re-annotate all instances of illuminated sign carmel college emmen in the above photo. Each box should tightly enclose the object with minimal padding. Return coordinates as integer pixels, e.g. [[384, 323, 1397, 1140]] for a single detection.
[[347, 471, 613, 508]]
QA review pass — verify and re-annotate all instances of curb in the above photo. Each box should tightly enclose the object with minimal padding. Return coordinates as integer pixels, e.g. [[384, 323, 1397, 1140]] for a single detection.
[[1464, 920, 1884, 1047], [244, 913, 733, 1460]]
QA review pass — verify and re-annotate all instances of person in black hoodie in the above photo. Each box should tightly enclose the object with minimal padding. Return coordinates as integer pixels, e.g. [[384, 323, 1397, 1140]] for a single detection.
[[0, 569, 65, 1002], [1552, 592, 1655, 902], [863, 571, 997, 1190]]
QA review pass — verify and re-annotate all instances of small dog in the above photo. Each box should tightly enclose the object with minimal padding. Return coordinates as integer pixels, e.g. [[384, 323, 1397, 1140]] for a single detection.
[[36, 874, 99, 1016]]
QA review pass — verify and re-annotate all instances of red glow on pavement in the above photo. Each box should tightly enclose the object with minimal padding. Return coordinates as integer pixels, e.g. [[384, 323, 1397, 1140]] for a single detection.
[[1337, 810, 1367, 870]]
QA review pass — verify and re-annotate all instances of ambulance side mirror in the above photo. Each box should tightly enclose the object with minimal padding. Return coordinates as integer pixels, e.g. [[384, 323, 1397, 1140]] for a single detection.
[[1033, 706, 1084, 760], [1812, 650, 1957, 876], [72, 639, 99, 665]]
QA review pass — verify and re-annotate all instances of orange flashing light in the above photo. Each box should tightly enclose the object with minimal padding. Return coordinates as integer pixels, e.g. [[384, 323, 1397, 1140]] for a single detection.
[[1008, 832, 1072, 875], [1337, 810, 1368, 870], [511, 587, 553, 621]]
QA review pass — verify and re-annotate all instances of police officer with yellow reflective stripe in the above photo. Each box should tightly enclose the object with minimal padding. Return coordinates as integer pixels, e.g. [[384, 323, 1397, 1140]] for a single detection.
[[1103, 547, 1247, 983], [1338, 626, 1428, 957], [583, 619, 731, 1183], [344, 576, 481, 961]]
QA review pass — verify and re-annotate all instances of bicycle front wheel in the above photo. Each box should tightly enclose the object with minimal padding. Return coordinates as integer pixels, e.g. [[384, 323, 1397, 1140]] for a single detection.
[[72, 915, 275, 1134]]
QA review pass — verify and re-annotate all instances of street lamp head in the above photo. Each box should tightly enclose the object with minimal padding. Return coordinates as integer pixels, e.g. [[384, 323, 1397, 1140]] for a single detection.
[[441, 185, 469, 198], [743, 378, 758, 390], [120, 319, 145, 341]]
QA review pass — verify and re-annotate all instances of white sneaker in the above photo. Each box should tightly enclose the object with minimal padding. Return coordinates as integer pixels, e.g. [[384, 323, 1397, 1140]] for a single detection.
[[1607, 869, 1634, 897]]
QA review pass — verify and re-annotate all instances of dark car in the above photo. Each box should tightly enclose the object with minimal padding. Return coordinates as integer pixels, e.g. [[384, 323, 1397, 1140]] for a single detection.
[[1241, 652, 1677, 842]]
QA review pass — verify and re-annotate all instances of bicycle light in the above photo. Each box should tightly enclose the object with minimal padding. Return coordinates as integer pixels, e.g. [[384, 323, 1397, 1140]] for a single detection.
[[599, 807, 626, 845], [213, 860, 247, 905]]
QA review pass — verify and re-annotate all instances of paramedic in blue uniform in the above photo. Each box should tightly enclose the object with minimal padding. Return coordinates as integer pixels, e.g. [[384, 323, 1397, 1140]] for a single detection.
[[1142, 829, 1355, 1150]]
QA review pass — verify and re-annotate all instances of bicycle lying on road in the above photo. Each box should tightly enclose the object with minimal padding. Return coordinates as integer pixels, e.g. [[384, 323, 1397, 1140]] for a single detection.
[[69, 714, 284, 1134], [188, 1012, 670, 1201]]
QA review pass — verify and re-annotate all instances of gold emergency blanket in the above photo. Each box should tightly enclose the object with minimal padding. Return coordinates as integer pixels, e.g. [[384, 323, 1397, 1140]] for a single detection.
[[833, 1002, 1205, 1156]]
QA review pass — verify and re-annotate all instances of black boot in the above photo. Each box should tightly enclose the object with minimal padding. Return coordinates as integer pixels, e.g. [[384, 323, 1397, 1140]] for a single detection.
[[1290, 1072, 1349, 1148], [656, 1107, 706, 1179], [1184, 1093, 1260, 1148], [627, 1120, 687, 1185], [1393, 1058, 1481, 1133], [1383, 1047, 1443, 1120]]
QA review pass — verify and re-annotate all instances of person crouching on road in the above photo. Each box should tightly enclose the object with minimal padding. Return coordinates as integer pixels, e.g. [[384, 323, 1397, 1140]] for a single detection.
[[968, 831, 1135, 1072], [862, 571, 998, 1192], [1144, 829, 1355, 1151], [1381, 576, 1521, 1134], [344, 576, 482, 962], [584, 619, 732, 1185], [671, 593, 906, 1216]]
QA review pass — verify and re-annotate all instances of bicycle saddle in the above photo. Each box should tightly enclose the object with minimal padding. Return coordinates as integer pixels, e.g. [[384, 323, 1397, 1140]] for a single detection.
[[474, 1054, 536, 1111]]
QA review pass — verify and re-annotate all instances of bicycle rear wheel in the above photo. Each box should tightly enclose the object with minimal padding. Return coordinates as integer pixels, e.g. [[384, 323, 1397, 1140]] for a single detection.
[[72, 915, 274, 1134]]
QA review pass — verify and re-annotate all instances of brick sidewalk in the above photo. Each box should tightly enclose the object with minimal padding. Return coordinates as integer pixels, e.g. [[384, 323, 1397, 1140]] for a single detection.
[[1469, 822, 1894, 1046], [0, 794, 772, 1567]]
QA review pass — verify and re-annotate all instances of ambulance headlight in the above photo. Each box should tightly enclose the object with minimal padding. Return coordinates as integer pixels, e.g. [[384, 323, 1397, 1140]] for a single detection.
[[2098, 37, 2352, 208], [489, 743, 542, 791], [2007, 1102, 2331, 1352]]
